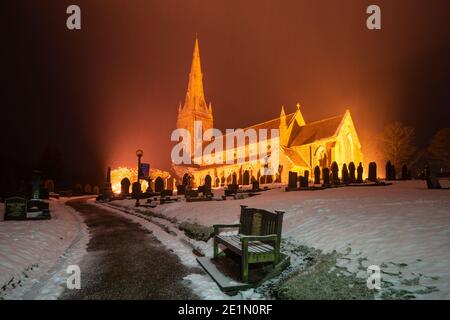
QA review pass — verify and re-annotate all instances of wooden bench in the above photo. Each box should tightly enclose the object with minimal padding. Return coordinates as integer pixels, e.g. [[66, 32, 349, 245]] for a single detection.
[[213, 205, 284, 282]]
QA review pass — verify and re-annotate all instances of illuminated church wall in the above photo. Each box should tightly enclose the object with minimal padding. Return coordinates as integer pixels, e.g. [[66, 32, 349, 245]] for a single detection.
[[173, 38, 364, 186]]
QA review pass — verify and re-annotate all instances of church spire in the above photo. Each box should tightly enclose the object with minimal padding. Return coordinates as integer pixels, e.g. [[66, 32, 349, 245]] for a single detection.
[[184, 36, 207, 112]]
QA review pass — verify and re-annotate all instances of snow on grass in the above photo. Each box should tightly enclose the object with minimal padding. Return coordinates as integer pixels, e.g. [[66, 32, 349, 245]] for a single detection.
[[111, 180, 450, 299], [0, 198, 89, 299]]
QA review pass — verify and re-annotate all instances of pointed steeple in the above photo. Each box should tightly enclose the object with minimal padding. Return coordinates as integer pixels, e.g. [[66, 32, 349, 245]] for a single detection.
[[294, 102, 306, 126], [184, 36, 207, 112], [280, 105, 286, 117]]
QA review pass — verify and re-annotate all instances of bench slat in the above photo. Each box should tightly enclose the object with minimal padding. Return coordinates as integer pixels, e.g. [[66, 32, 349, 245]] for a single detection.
[[217, 235, 274, 254]]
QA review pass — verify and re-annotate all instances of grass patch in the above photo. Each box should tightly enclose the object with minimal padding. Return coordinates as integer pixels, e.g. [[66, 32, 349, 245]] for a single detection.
[[178, 222, 214, 242], [272, 246, 374, 300]]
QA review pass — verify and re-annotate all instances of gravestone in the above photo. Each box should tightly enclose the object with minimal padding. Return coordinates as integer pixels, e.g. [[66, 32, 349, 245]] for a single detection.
[[288, 172, 298, 189], [131, 182, 142, 199], [4, 197, 27, 220], [252, 181, 260, 192], [357, 162, 363, 183], [177, 184, 186, 195], [386, 161, 393, 180], [102, 167, 114, 199], [84, 184, 92, 194], [401, 164, 409, 180], [31, 170, 42, 199], [424, 165, 430, 179], [342, 164, 350, 184], [368, 162, 377, 182], [314, 166, 321, 184], [331, 162, 340, 185], [204, 175, 212, 189], [93, 185, 100, 195], [44, 179, 55, 193], [120, 178, 131, 195], [300, 170, 309, 188], [349, 162, 356, 183], [322, 167, 330, 186], [426, 176, 442, 189], [74, 184, 83, 196], [154, 177, 164, 193], [299, 176, 308, 188]]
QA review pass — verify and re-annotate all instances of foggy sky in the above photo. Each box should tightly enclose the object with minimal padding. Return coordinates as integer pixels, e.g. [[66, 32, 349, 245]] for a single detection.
[[2, 0, 449, 184]]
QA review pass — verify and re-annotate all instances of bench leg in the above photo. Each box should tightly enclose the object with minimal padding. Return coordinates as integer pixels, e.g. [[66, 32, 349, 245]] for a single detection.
[[242, 256, 249, 282], [213, 237, 219, 258]]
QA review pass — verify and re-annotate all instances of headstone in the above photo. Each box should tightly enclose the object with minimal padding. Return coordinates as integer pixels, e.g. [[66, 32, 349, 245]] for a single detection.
[[386, 161, 393, 180], [154, 177, 164, 193], [331, 162, 339, 185], [357, 162, 363, 183], [368, 162, 377, 182], [120, 178, 131, 195], [342, 164, 350, 184], [102, 167, 114, 199], [424, 165, 430, 179], [74, 184, 83, 196], [288, 172, 298, 189], [176, 184, 186, 195], [31, 170, 42, 199], [131, 182, 142, 199], [93, 185, 100, 195], [401, 164, 409, 180], [348, 162, 356, 183], [84, 184, 92, 194], [314, 166, 321, 184], [4, 197, 27, 220], [299, 175, 308, 188], [44, 179, 55, 193], [426, 176, 442, 189], [322, 168, 330, 186]]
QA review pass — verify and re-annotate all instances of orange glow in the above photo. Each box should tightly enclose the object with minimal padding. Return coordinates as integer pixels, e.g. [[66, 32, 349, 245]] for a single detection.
[[111, 166, 147, 194]]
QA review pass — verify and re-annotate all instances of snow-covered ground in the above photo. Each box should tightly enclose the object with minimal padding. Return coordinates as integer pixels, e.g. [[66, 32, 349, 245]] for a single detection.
[[109, 180, 450, 299], [0, 198, 89, 299]]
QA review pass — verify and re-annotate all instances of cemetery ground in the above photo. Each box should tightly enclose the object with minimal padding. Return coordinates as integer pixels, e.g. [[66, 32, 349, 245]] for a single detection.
[[0, 180, 449, 299]]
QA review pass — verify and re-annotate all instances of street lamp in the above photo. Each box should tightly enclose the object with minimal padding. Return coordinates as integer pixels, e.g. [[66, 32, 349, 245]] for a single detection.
[[136, 149, 144, 207]]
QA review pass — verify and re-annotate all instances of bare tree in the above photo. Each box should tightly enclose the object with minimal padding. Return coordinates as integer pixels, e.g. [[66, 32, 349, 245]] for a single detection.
[[378, 122, 416, 169], [428, 127, 450, 171]]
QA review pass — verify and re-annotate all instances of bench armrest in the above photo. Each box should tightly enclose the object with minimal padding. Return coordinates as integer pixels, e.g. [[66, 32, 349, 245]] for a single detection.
[[213, 224, 240, 234]]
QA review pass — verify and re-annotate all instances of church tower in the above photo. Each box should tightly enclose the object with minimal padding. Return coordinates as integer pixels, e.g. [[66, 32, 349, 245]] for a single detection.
[[177, 37, 214, 152]]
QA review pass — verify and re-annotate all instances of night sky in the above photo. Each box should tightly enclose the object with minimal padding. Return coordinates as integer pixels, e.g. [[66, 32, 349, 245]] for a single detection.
[[1, 0, 449, 188]]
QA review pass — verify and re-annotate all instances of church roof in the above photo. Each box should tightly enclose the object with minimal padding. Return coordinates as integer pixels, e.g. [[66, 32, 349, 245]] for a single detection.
[[244, 113, 296, 131], [282, 146, 310, 167], [287, 113, 345, 147]]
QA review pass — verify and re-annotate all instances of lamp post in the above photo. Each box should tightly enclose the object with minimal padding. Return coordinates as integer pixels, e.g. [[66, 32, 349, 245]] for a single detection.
[[136, 149, 144, 207]]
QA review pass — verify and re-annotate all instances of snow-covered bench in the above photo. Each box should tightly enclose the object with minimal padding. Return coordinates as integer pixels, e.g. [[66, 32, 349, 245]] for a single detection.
[[213, 205, 284, 282]]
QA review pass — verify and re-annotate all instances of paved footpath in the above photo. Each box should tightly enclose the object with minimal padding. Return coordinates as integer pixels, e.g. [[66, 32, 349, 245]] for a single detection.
[[60, 198, 198, 299]]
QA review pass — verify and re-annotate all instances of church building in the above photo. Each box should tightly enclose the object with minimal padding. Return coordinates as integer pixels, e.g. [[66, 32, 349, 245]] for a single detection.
[[173, 38, 363, 187]]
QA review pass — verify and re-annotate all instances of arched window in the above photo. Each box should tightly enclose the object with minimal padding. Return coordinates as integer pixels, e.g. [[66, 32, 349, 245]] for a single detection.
[[315, 146, 327, 168]]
